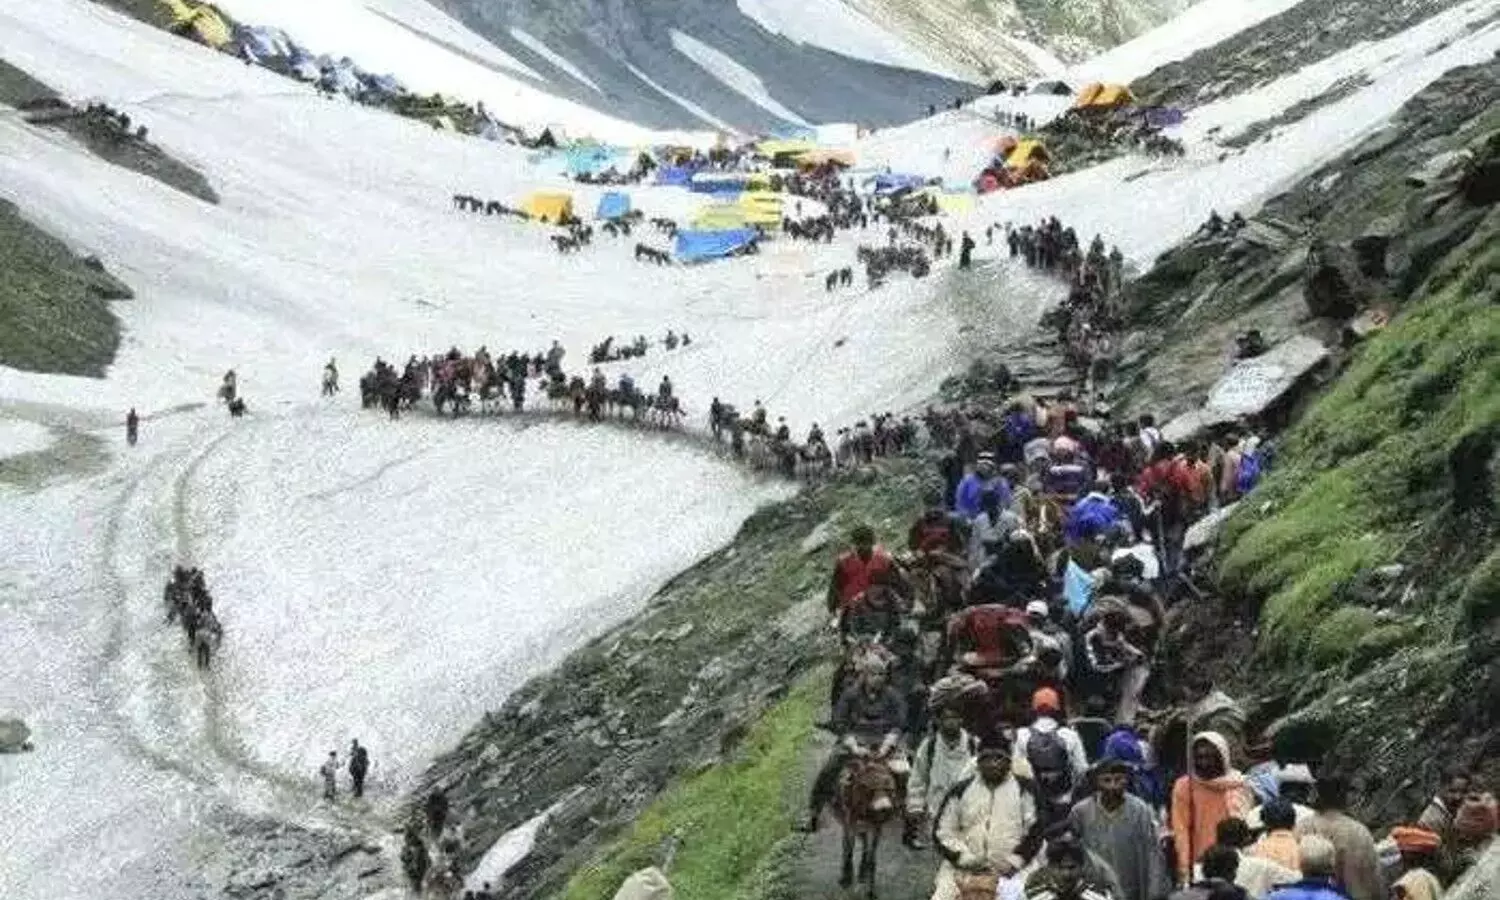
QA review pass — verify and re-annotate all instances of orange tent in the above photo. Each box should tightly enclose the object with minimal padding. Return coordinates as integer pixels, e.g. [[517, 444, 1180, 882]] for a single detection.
[[1091, 84, 1136, 108], [1074, 82, 1105, 108]]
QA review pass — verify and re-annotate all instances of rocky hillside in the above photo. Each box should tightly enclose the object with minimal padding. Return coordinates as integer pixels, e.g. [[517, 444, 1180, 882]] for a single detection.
[[415, 464, 930, 900], [423, 0, 1190, 132], [1107, 55, 1499, 811], [835, 0, 1192, 76]]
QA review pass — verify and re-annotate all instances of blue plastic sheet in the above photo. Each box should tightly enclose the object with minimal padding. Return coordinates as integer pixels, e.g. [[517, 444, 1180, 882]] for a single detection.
[[596, 191, 631, 220], [674, 229, 758, 263]]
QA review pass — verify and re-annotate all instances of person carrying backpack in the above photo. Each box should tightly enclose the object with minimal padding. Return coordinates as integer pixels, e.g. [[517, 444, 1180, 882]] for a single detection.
[[348, 739, 370, 798], [1014, 688, 1089, 828]]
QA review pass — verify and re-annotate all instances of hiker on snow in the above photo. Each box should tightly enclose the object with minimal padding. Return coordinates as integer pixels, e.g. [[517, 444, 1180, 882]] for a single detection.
[[348, 739, 369, 798], [126, 408, 139, 446], [320, 751, 338, 800]]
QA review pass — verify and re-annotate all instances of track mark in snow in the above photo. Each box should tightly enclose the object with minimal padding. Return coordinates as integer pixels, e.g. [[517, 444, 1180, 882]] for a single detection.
[[301, 448, 428, 502]]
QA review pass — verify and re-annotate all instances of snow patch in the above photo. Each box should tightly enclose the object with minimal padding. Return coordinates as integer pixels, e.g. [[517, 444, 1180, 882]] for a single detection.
[[1069, 0, 1312, 84], [670, 30, 810, 126], [509, 27, 601, 93], [623, 61, 737, 132], [465, 804, 560, 891], [735, 0, 965, 79], [0, 420, 54, 458]]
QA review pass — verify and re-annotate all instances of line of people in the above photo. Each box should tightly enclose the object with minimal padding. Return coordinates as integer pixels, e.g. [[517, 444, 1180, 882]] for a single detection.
[[804, 387, 1495, 900], [162, 565, 223, 669]]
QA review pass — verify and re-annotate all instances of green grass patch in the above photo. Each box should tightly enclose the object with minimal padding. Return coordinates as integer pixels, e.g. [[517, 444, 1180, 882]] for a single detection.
[[557, 670, 828, 900], [1218, 210, 1500, 666], [0, 200, 128, 377]]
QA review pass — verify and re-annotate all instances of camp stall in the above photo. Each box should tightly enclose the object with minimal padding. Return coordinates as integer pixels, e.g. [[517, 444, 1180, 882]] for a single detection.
[[675, 229, 759, 264], [756, 138, 816, 169], [1005, 140, 1052, 184], [523, 192, 574, 224], [1075, 82, 1135, 110], [692, 203, 750, 231], [162, 0, 233, 49], [796, 149, 856, 170], [738, 191, 783, 230], [596, 191, 631, 220]]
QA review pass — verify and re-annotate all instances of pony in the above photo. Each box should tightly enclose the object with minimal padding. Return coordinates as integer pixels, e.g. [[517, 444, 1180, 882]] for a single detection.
[[834, 755, 899, 897]]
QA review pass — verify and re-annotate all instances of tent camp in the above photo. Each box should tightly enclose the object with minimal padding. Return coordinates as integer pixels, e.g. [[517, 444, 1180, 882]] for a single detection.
[[756, 138, 817, 168], [1032, 80, 1073, 96], [523, 192, 574, 223], [675, 229, 759, 263], [566, 144, 627, 176], [596, 191, 631, 220], [690, 171, 771, 194], [738, 191, 783, 229], [164, 0, 232, 49]]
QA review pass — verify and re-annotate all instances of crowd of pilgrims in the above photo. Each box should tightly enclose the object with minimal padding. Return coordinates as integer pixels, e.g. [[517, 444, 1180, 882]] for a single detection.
[[799, 391, 1495, 900]]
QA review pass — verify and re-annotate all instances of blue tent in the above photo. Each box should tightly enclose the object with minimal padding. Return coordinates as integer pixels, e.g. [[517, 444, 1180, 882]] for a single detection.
[[566, 145, 625, 176], [689, 173, 748, 194], [869, 173, 928, 195], [675, 229, 758, 263], [596, 191, 631, 220], [656, 165, 698, 186]]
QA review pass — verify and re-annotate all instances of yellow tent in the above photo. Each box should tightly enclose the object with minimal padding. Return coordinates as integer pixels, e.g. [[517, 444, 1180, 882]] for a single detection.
[[1089, 84, 1136, 108], [1006, 139, 1051, 169], [738, 191, 783, 228], [796, 148, 856, 168], [161, 0, 232, 48], [523, 192, 575, 223], [756, 138, 816, 157], [935, 192, 975, 215], [693, 203, 750, 231], [1073, 82, 1105, 108]]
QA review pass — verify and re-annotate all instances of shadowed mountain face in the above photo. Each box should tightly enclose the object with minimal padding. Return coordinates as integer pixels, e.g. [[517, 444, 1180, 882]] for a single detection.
[[421, 0, 982, 131]]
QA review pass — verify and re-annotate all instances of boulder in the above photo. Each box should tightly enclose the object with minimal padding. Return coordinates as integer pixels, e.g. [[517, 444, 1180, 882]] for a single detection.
[[1457, 128, 1500, 205], [1350, 216, 1398, 278], [1183, 503, 1240, 557], [612, 866, 675, 900], [1303, 239, 1378, 320], [0, 717, 32, 753], [1403, 149, 1464, 188], [1202, 334, 1329, 420]]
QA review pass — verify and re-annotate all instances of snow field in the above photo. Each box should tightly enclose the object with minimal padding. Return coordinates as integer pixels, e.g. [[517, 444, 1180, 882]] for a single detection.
[[0, 420, 55, 459]]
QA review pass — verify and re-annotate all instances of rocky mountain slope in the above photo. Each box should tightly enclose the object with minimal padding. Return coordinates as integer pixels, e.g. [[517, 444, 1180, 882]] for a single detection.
[[1110, 52, 1499, 812], [421, 0, 1187, 132]]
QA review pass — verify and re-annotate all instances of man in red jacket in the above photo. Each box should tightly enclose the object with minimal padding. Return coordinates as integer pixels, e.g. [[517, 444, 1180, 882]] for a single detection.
[[827, 525, 893, 618]]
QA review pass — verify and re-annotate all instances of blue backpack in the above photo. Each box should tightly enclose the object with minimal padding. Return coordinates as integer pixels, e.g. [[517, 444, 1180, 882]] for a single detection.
[[1237, 447, 1266, 494]]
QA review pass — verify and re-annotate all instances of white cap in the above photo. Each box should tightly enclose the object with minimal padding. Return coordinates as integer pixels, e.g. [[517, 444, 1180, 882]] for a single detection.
[[1278, 763, 1316, 785], [1026, 600, 1049, 617]]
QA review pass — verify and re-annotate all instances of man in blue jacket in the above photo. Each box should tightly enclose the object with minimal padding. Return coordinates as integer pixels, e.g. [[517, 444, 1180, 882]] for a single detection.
[[1265, 836, 1351, 900]]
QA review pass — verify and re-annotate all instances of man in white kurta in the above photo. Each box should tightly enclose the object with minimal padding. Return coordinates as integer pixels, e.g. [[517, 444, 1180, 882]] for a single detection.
[[932, 740, 1041, 900]]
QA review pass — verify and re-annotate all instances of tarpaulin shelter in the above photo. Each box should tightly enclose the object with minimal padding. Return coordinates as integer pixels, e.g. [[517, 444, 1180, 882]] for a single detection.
[[566, 144, 627, 176], [994, 135, 1019, 157], [522, 192, 574, 223], [933, 192, 975, 215], [693, 203, 750, 231], [869, 173, 928, 195], [596, 191, 631, 220], [1075, 83, 1135, 109], [655, 165, 698, 187], [675, 229, 758, 263], [756, 138, 816, 157], [1032, 80, 1073, 96], [796, 149, 856, 168], [738, 191, 783, 229], [690, 172, 771, 193], [163, 0, 232, 48], [1144, 106, 1186, 128], [1006, 140, 1050, 169]]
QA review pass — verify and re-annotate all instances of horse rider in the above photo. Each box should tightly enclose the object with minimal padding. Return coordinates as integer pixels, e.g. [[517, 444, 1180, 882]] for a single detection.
[[751, 400, 768, 432], [658, 376, 673, 401], [618, 372, 636, 396], [323, 357, 339, 395], [808, 423, 826, 449], [800, 661, 909, 833], [220, 369, 237, 402], [590, 368, 607, 392]]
